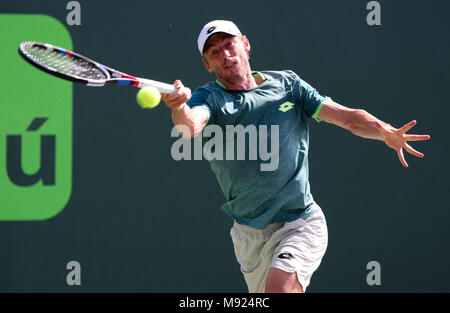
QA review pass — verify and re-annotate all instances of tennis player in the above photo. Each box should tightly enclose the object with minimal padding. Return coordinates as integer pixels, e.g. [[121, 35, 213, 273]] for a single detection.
[[162, 20, 430, 293]]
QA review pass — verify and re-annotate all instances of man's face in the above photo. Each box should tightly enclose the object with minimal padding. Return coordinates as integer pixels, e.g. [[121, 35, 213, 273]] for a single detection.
[[202, 33, 251, 84]]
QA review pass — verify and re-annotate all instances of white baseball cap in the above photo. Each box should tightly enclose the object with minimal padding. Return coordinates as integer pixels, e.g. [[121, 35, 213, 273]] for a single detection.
[[197, 20, 242, 54]]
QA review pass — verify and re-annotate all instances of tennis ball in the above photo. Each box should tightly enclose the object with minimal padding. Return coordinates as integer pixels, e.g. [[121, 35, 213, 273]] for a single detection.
[[136, 86, 161, 109]]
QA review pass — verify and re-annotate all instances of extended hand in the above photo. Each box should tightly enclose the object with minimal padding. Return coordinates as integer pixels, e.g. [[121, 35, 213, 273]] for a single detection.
[[161, 80, 191, 111], [380, 120, 431, 168]]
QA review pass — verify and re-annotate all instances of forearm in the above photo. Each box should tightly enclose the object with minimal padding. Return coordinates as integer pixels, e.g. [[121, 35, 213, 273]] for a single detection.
[[171, 104, 208, 138], [161, 80, 208, 138], [346, 109, 396, 141], [317, 99, 430, 167], [318, 100, 395, 141], [171, 104, 193, 137]]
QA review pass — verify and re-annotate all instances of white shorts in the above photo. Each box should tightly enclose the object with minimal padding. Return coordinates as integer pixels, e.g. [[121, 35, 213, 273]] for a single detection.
[[230, 203, 328, 293]]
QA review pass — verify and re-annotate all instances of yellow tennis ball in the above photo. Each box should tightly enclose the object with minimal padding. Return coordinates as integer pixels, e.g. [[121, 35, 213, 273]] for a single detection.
[[136, 86, 161, 109]]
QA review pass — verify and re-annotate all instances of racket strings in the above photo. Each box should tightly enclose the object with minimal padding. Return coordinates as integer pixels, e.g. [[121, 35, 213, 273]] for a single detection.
[[24, 45, 107, 80]]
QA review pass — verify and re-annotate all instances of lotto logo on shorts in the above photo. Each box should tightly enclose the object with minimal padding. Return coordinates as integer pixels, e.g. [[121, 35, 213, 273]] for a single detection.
[[0, 14, 73, 220]]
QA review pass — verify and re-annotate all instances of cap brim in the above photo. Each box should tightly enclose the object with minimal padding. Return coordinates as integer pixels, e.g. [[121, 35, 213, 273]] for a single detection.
[[202, 32, 236, 54]]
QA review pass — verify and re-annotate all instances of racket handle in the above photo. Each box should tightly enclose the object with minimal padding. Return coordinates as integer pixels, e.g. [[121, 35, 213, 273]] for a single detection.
[[138, 78, 177, 94]]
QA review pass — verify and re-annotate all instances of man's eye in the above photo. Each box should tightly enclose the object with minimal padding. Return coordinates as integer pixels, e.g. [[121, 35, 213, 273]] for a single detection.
[[211, 50, 218, 55]]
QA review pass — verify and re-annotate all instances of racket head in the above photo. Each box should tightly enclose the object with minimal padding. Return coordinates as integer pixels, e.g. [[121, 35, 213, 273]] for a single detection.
[[18, 41, 110, 86]]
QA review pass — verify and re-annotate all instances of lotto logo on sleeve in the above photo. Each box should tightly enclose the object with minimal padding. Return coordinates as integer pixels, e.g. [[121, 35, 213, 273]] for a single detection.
[[0, 14, 73, 220]]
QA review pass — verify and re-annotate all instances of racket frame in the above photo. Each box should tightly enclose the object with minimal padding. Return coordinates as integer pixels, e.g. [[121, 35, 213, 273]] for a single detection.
[[18, 41, 176, 94]]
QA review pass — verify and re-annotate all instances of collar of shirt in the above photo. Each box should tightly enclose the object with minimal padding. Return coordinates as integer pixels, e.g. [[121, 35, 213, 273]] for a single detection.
[[215, 71, 267, 89]]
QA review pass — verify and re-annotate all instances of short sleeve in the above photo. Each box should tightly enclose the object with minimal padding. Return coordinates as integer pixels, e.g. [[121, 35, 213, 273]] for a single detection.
[[187, 87, 215, 125], [297, 78, 328, 122]]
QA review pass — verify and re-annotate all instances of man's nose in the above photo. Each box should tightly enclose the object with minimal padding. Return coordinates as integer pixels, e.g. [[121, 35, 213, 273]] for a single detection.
[[223, 49, 231, 58]]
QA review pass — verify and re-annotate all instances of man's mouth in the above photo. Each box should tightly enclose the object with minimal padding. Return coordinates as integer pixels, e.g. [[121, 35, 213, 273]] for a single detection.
[[224, 61, 236, 69]]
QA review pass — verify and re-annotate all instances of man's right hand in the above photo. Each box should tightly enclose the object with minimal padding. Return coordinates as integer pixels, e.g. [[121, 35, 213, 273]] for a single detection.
[[163, 80, 209, 139], [161, 80, 191, 111]]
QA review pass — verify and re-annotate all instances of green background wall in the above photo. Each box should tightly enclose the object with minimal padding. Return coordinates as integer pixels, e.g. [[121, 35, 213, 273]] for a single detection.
[[0, 0, 449, 292]]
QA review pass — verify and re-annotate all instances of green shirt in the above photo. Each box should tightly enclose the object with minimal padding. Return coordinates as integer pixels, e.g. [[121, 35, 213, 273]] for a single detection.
[[187, 70, 327, 229]]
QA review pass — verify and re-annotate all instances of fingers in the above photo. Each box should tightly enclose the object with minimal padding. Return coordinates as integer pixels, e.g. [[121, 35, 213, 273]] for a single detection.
[[174, 79, 184, 89], [399, 120, 417, 134], [397, 148, 409, 168], [404, 143, 424, 158], [405, 134, 431, 141], [399, 120, 431, 141], [161, 80, 191, 110], [398, 140, 427, 168]]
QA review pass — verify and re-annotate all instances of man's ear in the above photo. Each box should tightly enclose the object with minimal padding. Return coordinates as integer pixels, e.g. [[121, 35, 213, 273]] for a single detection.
[[203, 57, 213, 73], [242, 35, 251, 54]]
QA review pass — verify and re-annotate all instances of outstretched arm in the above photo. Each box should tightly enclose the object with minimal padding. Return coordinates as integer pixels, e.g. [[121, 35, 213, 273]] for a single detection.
[[161, 80, 210, 139], [317, 98, 431, 168]]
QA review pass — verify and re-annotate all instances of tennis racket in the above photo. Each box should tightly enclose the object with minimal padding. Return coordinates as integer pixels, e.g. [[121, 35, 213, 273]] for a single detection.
[[18, 41, 176, 94]]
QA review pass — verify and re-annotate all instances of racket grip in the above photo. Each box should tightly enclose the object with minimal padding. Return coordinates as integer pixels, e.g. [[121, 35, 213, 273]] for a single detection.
[[138, 78, 177, 94]]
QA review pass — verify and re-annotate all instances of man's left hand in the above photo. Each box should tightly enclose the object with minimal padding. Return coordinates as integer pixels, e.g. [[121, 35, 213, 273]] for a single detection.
[[378, 120, 431, 168]]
